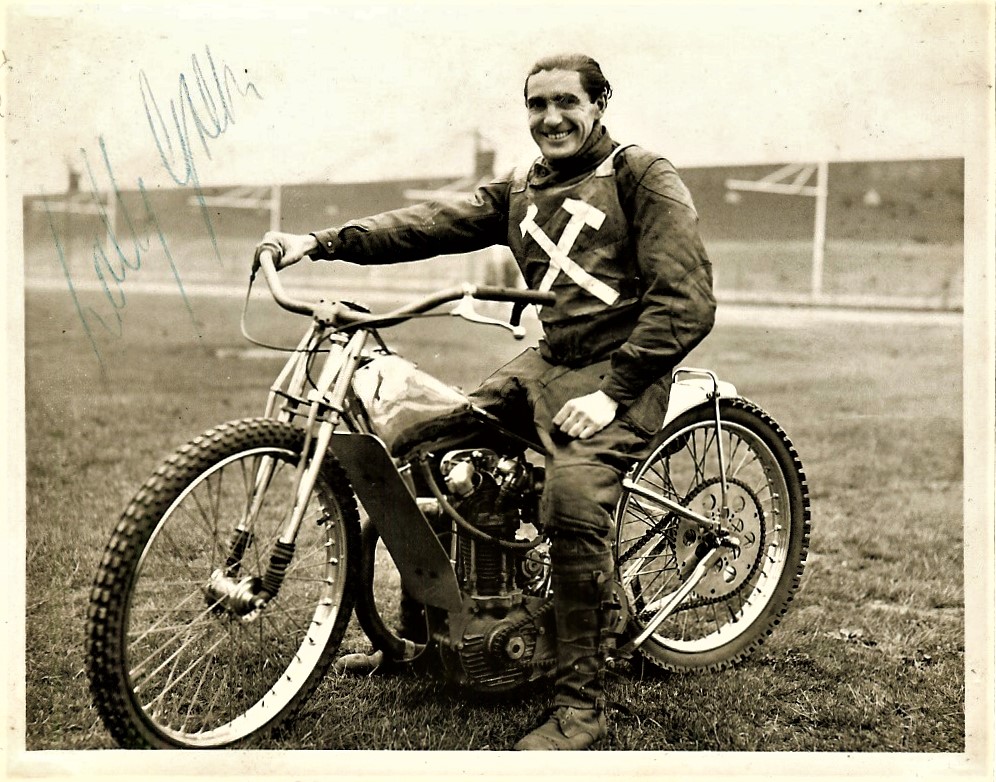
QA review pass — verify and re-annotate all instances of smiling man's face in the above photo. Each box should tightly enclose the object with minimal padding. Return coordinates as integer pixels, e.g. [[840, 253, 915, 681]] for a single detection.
[[525, 69, 605, 161]]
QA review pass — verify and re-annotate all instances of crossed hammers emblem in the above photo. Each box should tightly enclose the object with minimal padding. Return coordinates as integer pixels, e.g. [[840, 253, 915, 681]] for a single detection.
[[519, 199, 620, 305]]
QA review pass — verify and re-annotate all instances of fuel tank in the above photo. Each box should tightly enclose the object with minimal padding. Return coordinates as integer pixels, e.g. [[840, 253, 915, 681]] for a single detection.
[[352, 355, 473, 452]]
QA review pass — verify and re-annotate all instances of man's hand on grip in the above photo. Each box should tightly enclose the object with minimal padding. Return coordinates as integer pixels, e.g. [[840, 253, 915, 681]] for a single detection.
[[258, 231, 320, 270]]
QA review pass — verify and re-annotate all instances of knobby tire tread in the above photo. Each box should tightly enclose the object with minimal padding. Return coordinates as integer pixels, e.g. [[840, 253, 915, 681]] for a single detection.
[[86, 417, 361, 748], [619, 397, 811, 674]]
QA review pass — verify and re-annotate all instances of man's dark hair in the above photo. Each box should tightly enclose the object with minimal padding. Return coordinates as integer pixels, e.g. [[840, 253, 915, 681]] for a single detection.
[[524, 53, 613, 104]]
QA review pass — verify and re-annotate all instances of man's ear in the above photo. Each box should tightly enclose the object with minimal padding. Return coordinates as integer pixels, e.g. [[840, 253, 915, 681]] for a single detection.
[[594, 95, 607, 116]]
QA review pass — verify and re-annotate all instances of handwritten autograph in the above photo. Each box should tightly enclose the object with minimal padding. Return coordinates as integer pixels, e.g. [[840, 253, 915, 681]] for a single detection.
[[42, 137, 195, 374], [45, 46, 263, 373], [141, 45, 264, 261]]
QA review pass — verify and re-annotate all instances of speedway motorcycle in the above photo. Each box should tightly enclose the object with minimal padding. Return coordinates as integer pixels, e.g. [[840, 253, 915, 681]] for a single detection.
[[87, 246, 811, 748]]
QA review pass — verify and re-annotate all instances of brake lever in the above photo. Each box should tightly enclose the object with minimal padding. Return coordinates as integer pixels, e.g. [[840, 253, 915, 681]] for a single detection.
[[451, 296, 526, 340]]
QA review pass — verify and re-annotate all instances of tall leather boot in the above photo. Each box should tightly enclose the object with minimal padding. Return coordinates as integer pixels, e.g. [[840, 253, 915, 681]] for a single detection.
[[514, 564, 618, 750]]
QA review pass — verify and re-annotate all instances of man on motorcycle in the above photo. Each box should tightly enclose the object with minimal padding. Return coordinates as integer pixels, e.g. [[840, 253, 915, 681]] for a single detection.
[[260, 52, 716, 751]]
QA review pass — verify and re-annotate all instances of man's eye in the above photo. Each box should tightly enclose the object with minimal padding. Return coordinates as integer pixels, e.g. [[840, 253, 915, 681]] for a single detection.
[[555, 96, 580, 109], [527, 99, 546, 112]]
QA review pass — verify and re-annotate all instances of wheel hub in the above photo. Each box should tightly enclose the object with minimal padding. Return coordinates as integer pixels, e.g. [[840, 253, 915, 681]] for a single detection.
[[204, 569, 265, 619]]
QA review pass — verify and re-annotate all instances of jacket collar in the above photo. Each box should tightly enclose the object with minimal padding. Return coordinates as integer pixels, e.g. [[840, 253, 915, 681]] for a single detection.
[[530, 124, 617, 186]]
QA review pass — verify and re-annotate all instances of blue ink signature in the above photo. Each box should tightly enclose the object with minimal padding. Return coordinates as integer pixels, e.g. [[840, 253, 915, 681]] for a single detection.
[[43, 47, 264, 374], [140, 45, 263, 263], [42, 137, 197, 376]]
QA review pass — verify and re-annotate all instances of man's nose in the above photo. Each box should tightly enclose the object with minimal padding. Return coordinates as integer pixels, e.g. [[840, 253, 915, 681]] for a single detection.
[[542, 106, 563, 125]]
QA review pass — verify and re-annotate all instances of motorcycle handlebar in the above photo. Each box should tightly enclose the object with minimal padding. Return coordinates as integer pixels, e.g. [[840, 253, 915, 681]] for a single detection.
[[253, 243, 556, 329], [469, 286, 555, 306], [254, 244, 315, 316]]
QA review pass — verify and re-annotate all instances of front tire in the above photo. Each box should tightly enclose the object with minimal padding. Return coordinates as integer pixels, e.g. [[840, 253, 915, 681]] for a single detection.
[[614, 398, 811, 672], [87, 418, 361, 748]]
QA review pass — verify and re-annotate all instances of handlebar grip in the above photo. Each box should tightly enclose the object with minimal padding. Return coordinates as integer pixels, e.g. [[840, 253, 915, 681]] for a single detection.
[[473, 286, 557, 306], [253, 243, 315, 316], [252, 241, 282, 274]]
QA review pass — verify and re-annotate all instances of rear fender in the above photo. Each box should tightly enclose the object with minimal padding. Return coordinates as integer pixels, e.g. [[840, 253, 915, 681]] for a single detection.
[[663, 367, 739, 429]]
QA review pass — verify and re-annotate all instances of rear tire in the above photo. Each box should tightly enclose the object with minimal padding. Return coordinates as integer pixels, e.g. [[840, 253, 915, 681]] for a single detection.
[[87, 418, 360, 748], [614, 398, 810, 672]]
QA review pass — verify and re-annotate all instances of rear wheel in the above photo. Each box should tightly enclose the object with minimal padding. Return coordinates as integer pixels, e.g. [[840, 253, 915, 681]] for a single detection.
[[87, 418, 360, 748], [614, 399, 810, 672]]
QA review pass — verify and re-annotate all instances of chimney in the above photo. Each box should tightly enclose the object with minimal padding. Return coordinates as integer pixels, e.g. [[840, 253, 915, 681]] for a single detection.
[[67, 166, 80, 195], [473, 131, 496, 178]]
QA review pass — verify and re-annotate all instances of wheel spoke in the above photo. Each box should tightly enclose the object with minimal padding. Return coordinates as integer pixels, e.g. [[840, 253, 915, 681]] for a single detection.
[[129, 593, 226, 677], [146, 519, 215, 587], [634, 567, 680, 610], [87, 422, 359, 747], [128, 594, 222, 658], [283, 540, 332, 575], [132, 623, 212, 693], [185, 482, 221, 555], [246, 460, 287, 574], [179, 651, 214, 733], [141, 633, 228, 710], [260, 605, 310, 644], [209, 469, 225, 563], [614, 404, 808, 665], [196, 654, 228, 731]]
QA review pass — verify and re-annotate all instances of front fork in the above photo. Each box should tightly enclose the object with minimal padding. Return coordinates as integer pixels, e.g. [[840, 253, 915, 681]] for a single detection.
[[212, 327, 370, 614], [614, 369, 738, 657]]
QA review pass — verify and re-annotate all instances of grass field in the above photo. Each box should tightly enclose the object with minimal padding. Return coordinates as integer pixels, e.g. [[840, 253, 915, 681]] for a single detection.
[[22, 273, 966, 755], [24, 236, 965, 311]]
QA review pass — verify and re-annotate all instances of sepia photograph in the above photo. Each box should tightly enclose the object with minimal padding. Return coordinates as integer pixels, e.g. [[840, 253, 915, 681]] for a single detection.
[[4, 0, 993, 778]]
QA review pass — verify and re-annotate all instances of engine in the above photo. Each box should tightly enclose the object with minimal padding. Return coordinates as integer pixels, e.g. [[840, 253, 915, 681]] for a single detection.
[[440, 449, 546, 597], [434, 448, 557, 691]]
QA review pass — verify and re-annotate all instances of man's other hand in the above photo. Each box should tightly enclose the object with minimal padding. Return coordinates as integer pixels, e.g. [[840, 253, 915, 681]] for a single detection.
[[553, 390, 619, 439]]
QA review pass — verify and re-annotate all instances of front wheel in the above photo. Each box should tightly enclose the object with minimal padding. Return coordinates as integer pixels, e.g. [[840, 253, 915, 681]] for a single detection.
[[86, 418, 361, 748], [614, 398, 811, 672]]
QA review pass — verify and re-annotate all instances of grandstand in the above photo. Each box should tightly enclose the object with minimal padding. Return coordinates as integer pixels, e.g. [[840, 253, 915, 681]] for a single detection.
[[23, 148, 964, 311]]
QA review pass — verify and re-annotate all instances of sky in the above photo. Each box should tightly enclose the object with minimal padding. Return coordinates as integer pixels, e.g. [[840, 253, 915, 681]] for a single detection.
[[4, 0, 993, 195]]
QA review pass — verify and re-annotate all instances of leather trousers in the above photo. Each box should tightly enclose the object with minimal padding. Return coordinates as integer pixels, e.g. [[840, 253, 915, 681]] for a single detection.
[[469, 347, 654, 709]]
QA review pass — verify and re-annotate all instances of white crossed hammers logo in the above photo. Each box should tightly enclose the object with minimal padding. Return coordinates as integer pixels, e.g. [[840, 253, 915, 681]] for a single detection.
[[519, 198, 620, 305]]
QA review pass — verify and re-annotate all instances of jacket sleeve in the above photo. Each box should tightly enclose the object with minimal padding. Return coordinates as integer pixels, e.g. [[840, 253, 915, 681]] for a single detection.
[[310, 179, 511, 264], [598, 151, 717, 406]]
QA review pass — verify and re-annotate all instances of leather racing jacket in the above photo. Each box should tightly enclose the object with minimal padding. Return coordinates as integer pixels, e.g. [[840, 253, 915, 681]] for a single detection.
[[310, 128, 716, 409]]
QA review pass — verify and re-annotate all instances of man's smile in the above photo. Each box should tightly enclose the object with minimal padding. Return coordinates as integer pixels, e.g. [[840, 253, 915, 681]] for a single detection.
[[525, 70, 604, 160]]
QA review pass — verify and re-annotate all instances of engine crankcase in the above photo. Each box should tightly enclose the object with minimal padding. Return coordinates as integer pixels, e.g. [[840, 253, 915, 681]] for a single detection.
[[441, 595, 555, 692]]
